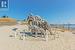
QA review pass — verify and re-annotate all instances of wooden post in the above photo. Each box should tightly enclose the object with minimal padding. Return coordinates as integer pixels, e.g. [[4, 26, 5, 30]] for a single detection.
[[45, 30, 48, 42]]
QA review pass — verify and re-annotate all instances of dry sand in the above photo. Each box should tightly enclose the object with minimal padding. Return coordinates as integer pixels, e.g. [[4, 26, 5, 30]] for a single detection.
[[0, 25, 75, 50]]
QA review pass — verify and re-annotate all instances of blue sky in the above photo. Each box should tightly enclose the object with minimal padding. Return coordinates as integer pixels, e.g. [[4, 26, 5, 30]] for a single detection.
[[0, 0, 75, 24]]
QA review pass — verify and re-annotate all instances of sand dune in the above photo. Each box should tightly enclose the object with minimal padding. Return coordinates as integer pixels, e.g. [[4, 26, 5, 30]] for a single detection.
[[0, 25, 75, 50]]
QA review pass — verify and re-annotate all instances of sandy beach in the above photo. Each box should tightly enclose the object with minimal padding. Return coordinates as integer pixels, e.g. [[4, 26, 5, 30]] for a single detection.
[[0, 25, 75, 50]]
